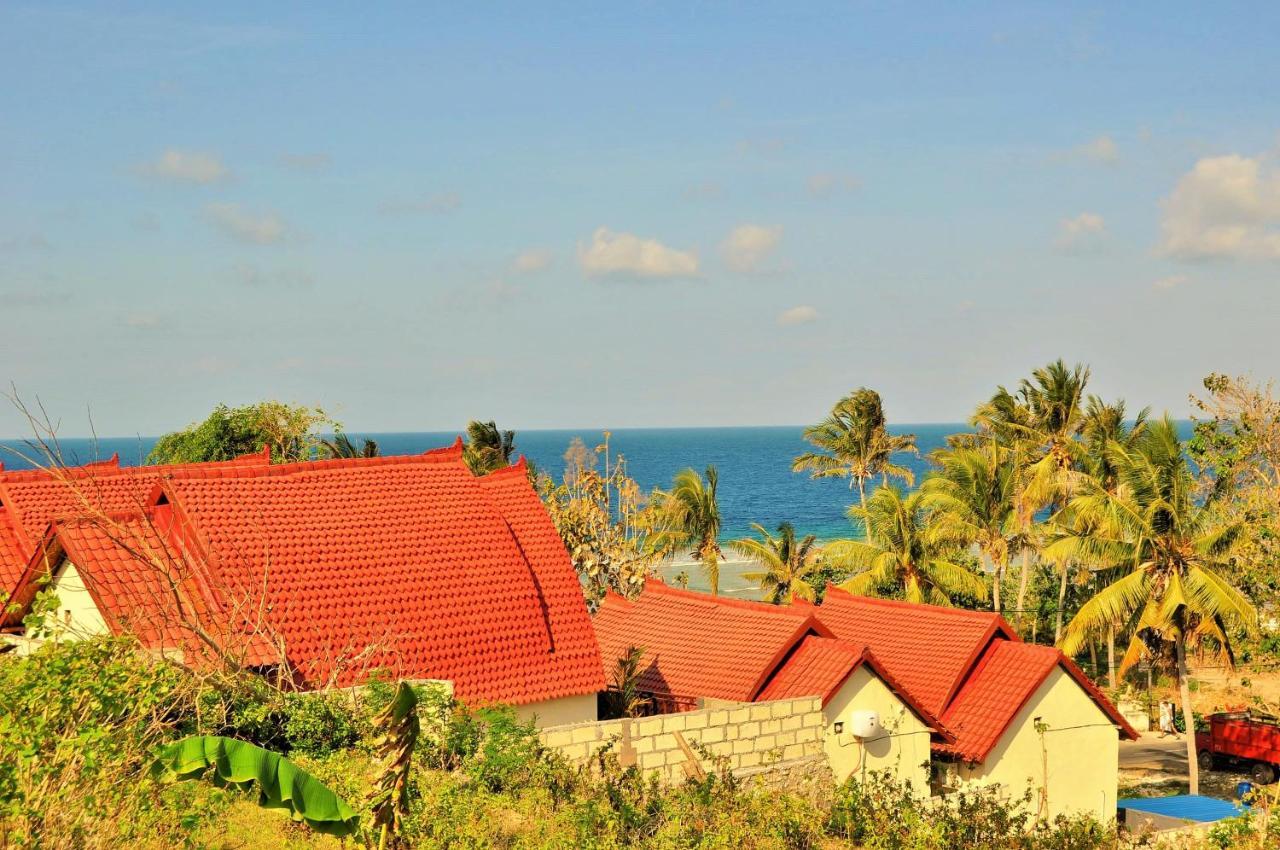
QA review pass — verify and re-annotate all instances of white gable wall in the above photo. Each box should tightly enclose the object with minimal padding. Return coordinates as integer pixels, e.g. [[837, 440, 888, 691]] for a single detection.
[[951, 667, 1120, 822]]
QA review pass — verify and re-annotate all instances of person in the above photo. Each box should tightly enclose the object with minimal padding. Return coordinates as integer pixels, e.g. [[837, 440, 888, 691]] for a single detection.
[[1158, 700, 1177, 738]]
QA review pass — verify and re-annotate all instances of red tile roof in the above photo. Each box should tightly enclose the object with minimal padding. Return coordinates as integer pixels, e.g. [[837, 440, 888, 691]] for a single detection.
[[593, 579, 825, 703], [810, 586, 1017, 717], [811, 586, 1136, 760], [151, 443, 604, 703], [0, 450, 271, 595], [935, 641, 1139, 762], [5, 444, 605, 707], [21, 515, 280, 667]]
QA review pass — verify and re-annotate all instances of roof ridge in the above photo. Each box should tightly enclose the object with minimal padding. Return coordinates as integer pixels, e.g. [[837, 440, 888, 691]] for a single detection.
[[643, 578, 812, 616], [822, 584, 1007, 622]]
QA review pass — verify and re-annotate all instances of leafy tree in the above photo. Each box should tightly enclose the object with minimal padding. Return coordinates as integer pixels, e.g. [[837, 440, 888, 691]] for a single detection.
[[541, 440, 660, 606], [148, 402, 336, 465], [462, 420, 516, 475], [320, 432, 380, 459], [825, 485, 988, 606], [922, 444, 1019, 613], [793, 389, 917, 539], [651, 466, 724, 595], [729, 522, 821, 604], [601, 646, 652, 719], [1048, 416, 1257, 795]]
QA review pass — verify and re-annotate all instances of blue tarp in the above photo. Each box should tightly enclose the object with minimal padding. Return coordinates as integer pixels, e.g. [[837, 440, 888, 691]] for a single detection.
[[1118, 795, 1243, 823]]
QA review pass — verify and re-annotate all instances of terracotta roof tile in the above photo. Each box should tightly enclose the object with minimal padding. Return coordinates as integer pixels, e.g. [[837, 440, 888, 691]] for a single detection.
[[593, 580, 823, 703], [156, 445, 604, 703], [812, 586, 1017, 717]]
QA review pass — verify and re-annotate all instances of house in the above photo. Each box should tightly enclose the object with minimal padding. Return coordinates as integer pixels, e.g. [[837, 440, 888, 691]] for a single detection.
[[593, 580, 951, 789], [812, 587, 1138, 821], [1, 441, 605, 726]]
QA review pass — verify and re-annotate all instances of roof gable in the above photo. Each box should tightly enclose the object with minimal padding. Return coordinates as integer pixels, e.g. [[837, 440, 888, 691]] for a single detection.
[[593, 580, 824, 703], [813, 586, 1017, 716]]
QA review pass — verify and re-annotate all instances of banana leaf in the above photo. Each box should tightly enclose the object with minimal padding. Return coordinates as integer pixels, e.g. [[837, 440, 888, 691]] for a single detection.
[[151, 735, 360, 836]]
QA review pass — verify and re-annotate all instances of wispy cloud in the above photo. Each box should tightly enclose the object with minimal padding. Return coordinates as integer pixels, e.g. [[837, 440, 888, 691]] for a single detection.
[[277, 152, 331, 172], [1159, 152, 1280, 261], [378, 192, 461, 215], [1055, 212, 1106, 251], [1153, 275, 1189, 291], [578, 227, 699, 280], [777, 305, 818, 326], [136, 149, 231, 184], [0, 234, 52, 251], [206, 203, 291, 245], [722, 224, 782, 273], [512, 248, 553, 274], [234, 263, 315, 288], [1074, 135, 1119, 164], [807, 172, 861, 197]]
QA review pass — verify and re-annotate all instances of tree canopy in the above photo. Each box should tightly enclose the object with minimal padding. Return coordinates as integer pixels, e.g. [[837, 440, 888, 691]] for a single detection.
[[147, 402, 337, 465]]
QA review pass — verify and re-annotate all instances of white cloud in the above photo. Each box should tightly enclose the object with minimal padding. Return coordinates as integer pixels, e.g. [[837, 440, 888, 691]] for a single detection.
[[136, 149, 230, 184], [577, 227, 699, 280], [278, 152, 331, 171], [512, 248, 553, 274], [807, 172, 861, 197], [206, 203, 290, 245], [124, 313, 162, 329], [1075, 135, 1119, 164], [1153, 275, 1189, 290], [378, 192, 461, 215], [1159, 153, 1280, 260], [722, 224, 782, 273], [1055, 212, 1106, 251], [777, 305, 818, 326]]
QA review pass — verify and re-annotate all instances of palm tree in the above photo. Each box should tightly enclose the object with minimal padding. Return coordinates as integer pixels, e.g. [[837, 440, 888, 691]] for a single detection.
[[824, 486, 988, 606], [793, 388, 918, 539], [1048, 417, 1256, 795], [1079, 396, 1150, 683], [729, 522, 821, 604], [651, 466, 724, 595], [462, 420, 516, 475], [922, 444, 1019, 613], [319, 433, 380, 459]]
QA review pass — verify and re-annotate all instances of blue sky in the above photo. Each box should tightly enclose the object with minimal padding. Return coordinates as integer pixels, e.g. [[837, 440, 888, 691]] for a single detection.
[[3, 2, 1279, 437]]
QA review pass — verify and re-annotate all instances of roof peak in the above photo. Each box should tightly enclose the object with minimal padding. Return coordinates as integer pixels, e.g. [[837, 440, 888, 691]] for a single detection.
[[641, 578, 812, 616]]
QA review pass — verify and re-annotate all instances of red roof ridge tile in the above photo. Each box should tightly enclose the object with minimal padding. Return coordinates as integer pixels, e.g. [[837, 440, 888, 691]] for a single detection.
[[822, 584, 1019, 634], [642, 578, 814, 618]]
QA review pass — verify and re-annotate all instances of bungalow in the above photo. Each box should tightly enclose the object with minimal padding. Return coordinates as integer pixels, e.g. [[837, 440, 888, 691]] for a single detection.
[[1, 441, 605, 726], [593, 580, 951, 790], [811, 587, 1138, 822]]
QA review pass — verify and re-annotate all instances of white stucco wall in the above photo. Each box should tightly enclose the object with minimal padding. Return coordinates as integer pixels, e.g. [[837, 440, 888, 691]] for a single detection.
[[515, 692, 597, 727], [46, 561, 109, 639], [823, 665, 933, 794], [952, 667, 1120, 822]]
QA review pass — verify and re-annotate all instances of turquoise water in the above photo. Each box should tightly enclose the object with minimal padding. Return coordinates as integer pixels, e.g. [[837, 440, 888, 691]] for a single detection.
[[0, 425, 962, 543]]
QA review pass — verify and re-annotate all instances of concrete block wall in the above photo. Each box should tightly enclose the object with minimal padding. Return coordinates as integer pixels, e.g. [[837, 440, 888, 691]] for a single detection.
[[539, 697, 825, 785]]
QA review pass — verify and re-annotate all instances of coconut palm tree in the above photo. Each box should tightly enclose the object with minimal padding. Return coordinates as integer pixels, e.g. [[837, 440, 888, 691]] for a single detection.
[[824, 486, 988, 606], [319, 433, 380, 459], [462, 420, 516, 475], [651, 466, 724, 595], [922, 443, 1019, 613], [793, 388, 918, 539], [729, 522, 821, 604], [1048, 416, 1256, 795]]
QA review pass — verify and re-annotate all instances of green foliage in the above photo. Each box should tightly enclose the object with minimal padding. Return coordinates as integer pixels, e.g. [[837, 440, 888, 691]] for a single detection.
[[461, 420, 516, 475], [151, 735, 360, 836], [147, 401, 337, 465], [650, 465, 723, 594], [729, 521, 821, 604], [370, 682, 420, 849]]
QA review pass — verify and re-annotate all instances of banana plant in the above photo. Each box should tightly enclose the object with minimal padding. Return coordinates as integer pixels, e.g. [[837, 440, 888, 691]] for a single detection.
[[150, 735, 360, 837], [369, 681, 420, 850]]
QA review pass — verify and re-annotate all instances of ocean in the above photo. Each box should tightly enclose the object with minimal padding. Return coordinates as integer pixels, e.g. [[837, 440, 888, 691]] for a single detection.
[[0, 425, 968, 596]]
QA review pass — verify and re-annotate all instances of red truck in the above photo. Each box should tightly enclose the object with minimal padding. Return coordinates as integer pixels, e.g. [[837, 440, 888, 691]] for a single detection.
[[1195, 710, 1280, 784]]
